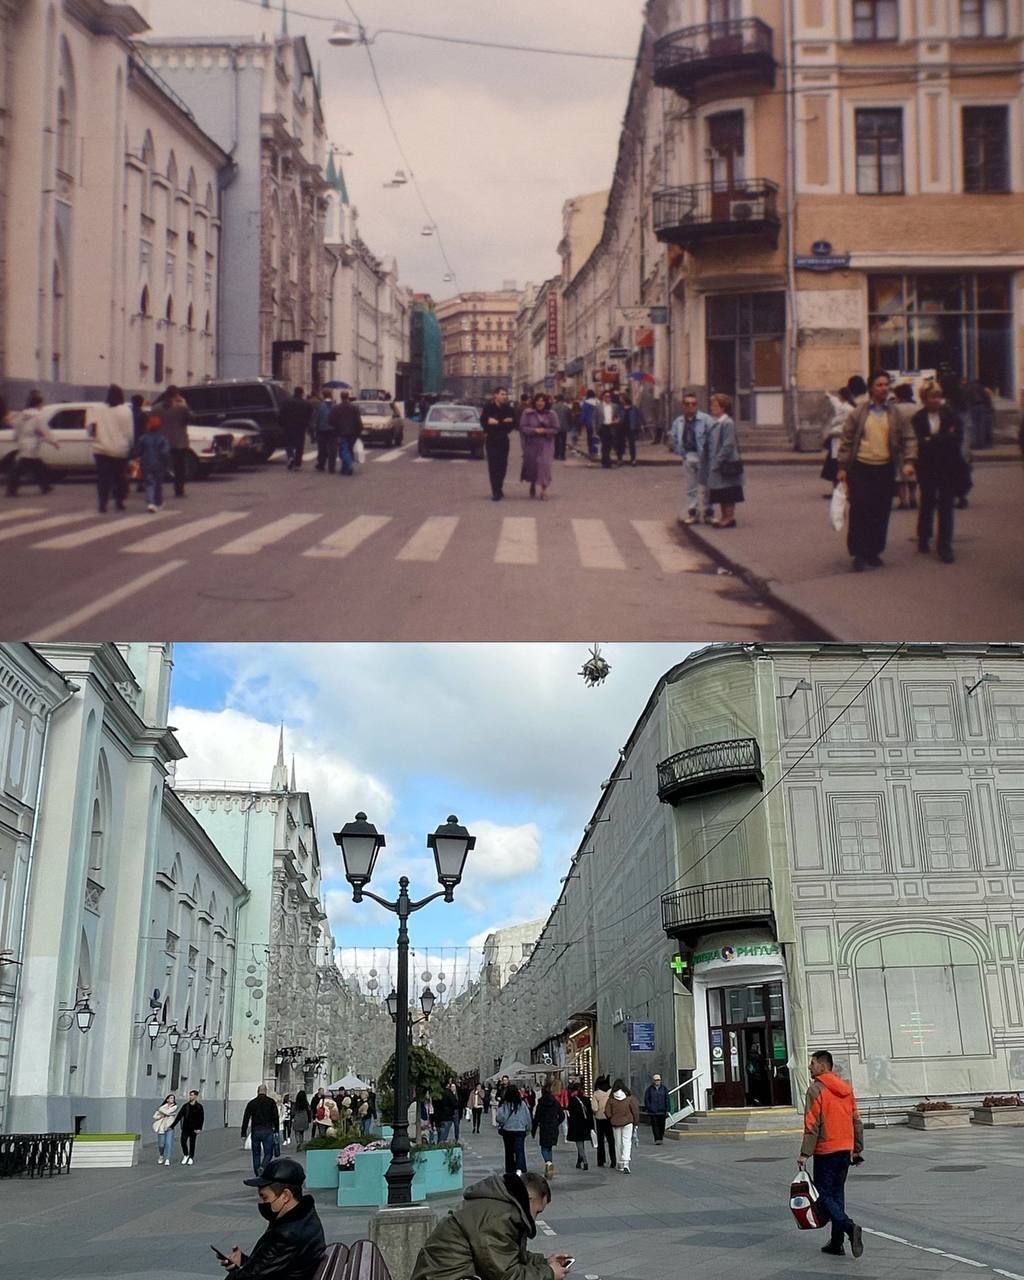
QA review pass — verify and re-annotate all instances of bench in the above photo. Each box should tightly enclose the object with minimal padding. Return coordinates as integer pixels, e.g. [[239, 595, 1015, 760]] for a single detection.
[[315, 1239, 394, 1280]]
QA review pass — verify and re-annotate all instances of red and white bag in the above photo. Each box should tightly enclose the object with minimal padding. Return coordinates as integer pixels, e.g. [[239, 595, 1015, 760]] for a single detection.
[[790, 1170, 826, 1230]]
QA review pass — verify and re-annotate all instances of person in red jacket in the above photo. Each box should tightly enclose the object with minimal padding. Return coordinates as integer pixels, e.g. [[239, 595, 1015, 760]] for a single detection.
[[797, 1050, 865, 1258]]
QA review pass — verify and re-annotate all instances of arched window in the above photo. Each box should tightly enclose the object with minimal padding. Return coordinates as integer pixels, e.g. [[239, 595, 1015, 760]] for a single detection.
[[56, 37, 76, 181], [855, 931, 989, 1060], [186, 303, 194, 330], [166, 152, 178, 234], [165, 296, 174, 325], [140, 286, 150, 317]]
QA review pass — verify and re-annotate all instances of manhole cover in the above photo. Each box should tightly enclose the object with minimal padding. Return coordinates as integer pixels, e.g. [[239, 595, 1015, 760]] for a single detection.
[[198, 584, 295, 603], [927, 1164, 985, 1172], [853, 1173, 900, 1180]]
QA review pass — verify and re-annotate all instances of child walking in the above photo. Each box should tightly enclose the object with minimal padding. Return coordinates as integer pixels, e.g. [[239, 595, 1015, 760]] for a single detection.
[[135, 412, 170, 512]]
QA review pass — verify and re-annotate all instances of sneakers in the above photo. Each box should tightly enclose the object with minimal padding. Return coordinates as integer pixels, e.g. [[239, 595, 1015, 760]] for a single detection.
[[181, 1156, 188, 1164], [821, 1243, 846, 1256], [147, 503, 158, 513], [157, 1156, 164, 1165], [849, 1224, 864, 1257], [622, 1165, 631, 1175], [682, 512, 699, 525]]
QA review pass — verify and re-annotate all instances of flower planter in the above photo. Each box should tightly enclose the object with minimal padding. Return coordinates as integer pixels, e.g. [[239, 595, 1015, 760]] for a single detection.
[[304, 1148, 341, 1189], [71, 1134, 141, 1168], [337, 1148, 426, 1208], [418, 1147, 463, 1196], [971, 1106, 1024, 1126], [907, 1109, 971, 1130]]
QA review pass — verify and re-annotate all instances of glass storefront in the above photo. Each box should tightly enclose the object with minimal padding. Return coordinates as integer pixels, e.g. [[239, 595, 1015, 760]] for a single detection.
[[868, 272, 1013, 396], [706, 291, 785, 424], [707, 980, 792, 1107]]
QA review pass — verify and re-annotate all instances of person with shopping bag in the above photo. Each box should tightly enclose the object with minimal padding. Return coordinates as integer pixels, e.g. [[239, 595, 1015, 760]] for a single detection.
[[565, 1081, 595, 1171], [797, 1050, 865, 1258]]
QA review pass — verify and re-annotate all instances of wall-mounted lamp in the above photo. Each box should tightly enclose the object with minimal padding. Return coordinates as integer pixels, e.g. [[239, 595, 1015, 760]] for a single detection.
[[965, 674, 1001, 697], [778, 679, 813, 700], [600, 773, 632, 790], [57, 992, 96, 1033]]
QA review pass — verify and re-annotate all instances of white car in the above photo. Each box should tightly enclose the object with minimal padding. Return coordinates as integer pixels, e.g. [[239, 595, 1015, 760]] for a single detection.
[[0, 402, 233, 480], [355, 399, 405, 448]]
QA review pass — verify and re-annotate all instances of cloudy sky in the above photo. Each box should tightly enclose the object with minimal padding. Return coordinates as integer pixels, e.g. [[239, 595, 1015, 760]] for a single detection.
[[171, 643, 696, 981], [143, 0, 641, 297]]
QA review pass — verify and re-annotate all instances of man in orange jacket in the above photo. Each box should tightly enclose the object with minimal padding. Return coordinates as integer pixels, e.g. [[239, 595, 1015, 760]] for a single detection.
[[797, 1050, 865, 1258]]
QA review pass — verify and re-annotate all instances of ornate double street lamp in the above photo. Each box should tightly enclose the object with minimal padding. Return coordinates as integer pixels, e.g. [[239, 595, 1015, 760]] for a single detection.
[[335, 812, 475, 1206]]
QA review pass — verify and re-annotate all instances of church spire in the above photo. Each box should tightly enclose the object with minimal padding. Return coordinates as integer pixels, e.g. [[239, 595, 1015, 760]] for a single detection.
[[290, 754, 297, 792], [272, 723, 289, 790]]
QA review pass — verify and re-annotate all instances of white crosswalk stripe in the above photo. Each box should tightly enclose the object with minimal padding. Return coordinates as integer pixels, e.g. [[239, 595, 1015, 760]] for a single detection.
[[0, 512, 94, 543], [414, 457, 468, 464], [214, 513, 322, 556], [32, 513, 168, 549], [124, 511, 247, 555], [303, 514, 392, 560], [0, 506, 43, 524], [495, 516, 538, 565], [373, 444, 414, 463], [396, 516, 459, 563], [573, 518, 626, 571], [632, 519, 703, 573]]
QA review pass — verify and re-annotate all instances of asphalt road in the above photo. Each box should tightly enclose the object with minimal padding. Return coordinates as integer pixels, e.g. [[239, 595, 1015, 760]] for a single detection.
[[1, 440, 804, 641], [3, 1120, 1024, 1280]]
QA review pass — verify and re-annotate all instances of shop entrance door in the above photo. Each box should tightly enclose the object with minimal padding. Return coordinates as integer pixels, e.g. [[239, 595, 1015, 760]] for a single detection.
[[707, 981, 792, 1108]]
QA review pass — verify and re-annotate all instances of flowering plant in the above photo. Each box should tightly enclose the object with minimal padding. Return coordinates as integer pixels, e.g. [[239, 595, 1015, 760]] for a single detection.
[[336, 1139, 390, 1170]]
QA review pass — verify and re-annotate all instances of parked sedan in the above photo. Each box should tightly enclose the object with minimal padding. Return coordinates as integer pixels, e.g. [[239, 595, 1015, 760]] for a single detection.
[[356, 400, 405, 448], [417, 404, 485, 458]]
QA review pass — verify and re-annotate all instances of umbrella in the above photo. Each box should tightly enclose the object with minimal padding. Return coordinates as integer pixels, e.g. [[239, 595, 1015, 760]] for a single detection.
[[629, 371, 656, 383], [322, 380, 351, 390], [329, 1072, 370, 1091]]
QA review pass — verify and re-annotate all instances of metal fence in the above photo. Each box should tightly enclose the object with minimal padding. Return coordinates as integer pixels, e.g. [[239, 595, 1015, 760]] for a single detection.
[[654, 18, 775, 79], [653, 182, 780, 238], [0, 1132, 74, 1178]]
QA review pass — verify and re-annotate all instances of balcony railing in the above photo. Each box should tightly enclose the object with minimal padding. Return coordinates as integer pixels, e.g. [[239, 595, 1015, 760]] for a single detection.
[[657, 737, 763, 803], [653, 182, 780, 252], [661, 876, 774, 941], [653, 19, 776, 97]]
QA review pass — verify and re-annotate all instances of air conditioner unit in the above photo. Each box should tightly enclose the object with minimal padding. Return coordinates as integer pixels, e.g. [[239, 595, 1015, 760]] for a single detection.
[[729, 198, 764, 221]]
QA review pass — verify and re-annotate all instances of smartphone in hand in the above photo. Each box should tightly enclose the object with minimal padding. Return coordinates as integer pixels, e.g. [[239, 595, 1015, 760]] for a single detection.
[[210, 1245, 229, 1262]]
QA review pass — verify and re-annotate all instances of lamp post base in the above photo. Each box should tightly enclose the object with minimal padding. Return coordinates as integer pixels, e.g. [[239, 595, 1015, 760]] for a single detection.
[[369, 1204, 437, 1280]]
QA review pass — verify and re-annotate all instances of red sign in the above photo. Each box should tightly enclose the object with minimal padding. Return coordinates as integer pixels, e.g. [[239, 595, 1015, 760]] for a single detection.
[[546, 292, 559, 357]]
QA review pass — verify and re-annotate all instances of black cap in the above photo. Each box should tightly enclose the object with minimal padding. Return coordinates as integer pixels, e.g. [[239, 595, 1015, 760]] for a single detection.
[[243, 1156, 305, 1189]]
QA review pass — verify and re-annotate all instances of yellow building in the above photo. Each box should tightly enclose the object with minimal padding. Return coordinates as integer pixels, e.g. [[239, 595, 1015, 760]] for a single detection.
[[436, 289, 520, 402]]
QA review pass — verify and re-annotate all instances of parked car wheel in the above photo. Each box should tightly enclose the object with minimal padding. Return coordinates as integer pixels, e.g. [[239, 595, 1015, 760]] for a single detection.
[[417, 438, 430, 458]]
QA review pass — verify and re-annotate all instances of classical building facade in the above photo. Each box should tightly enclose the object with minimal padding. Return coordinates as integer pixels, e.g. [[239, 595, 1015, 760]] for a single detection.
[[436, 289, 519, 402], [141, 32, 330, 388], [472, 644, 1024, 1110], [1, 1, 227, 405], [410, 295, 443, 403], [2, 643, 248, 1138]]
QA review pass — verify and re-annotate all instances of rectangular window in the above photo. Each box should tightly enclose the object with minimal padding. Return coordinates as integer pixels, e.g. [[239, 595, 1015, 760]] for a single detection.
[[963, 106, 1010, 193], [920, 795, 975, 871], [907, 686, 957, 741], [165, 929, 178, 956], [833, 798, 887, 873], [821, 684, 875, 742], [856, 108, 904, 194], [960, 0, 1007, 36], [1000, 796, 1024, 868], [992, 691, 1024, 741], [852, 0, 899, 39]]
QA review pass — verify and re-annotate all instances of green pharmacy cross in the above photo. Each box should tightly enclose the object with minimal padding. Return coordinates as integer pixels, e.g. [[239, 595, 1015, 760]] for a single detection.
[[670, 954, 688, 979]]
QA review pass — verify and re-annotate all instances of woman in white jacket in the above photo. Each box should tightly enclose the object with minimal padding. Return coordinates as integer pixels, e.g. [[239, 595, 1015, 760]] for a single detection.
[[153, 1093, 178, 1165], [90, 384, 135, 514]]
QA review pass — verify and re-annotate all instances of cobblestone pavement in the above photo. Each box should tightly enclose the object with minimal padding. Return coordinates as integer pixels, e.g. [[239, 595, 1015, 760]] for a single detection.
[[3, 1121, 1023, 1279]]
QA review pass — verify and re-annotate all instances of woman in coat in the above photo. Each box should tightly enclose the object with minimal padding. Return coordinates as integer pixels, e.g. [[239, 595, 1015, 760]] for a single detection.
[[90, 385, 135, 514], [604, 1078, 640, 1175], [152, 1093, 177, 1166], [592, 1075, 614, 1169], [519, 392, 559, 500], [496, 1082, 531, 1176], [469, 1083, 485, 1134], [531, 1082, 564, 1180], [291, 1090, 311, 1150], [565, 1081, 595, 1171], [701, 392, 745, 527]]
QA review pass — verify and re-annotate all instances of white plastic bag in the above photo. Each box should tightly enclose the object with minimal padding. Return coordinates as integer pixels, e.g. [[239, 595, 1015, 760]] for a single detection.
[[829, 485, 848, 533], [353, 438, 366, 466]]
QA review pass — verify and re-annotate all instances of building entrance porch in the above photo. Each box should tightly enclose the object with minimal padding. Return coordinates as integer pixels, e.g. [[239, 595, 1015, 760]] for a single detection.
[[707, 980, 792, 1109]]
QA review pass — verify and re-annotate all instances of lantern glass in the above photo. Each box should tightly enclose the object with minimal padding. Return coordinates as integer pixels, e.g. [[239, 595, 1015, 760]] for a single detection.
[[224, 1042, 234, 1060], [275, 1052, 284, 1066], [168, 1026, 181, 1050], [427, 816, 475, 888], [420, 987, 436, 1018], [191, 1032, 203, 1053], [211, 1038, 221, 1056], [385, 989, 399, 1020], [146, 1018, 160, 1042], [75, 1000, 95, 1034], [334, 812, 385, 888]]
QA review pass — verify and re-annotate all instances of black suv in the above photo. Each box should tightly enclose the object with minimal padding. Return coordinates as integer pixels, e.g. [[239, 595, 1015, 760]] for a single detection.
[[176, 379, 289, 459]]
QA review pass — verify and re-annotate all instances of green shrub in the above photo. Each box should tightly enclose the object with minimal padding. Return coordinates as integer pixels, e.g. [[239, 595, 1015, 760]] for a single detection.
[[302, 1128, 366, 1150]]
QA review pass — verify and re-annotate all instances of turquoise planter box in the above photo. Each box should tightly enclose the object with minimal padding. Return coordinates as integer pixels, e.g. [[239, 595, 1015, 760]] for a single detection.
[[379, 1125, 393, 1139], [304, 1148, 340, 1190], [419, 1147, 464, 1196], [336, 1147, 463, 1207]]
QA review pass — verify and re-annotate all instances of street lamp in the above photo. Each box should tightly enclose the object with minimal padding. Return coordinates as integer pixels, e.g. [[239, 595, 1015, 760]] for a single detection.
[[191, 1030, 203, 1053], [334, 812, 475, 1206], [146, 1015, 161, 1044], [420, 986, 436, 1019], [211, 1037, 221, 1057], [168, 1024, 181, 1051], [385, 989, 400, 1021], [75, 998, 96, 1034], [224, 1041, 234, 1060]]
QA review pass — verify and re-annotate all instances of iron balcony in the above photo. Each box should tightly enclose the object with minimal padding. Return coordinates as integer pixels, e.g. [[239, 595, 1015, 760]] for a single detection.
[[653, 182, 781, 252], [661, 876, 774, 943], [656, 737, 764, 804], [653, 19, 776, 98]]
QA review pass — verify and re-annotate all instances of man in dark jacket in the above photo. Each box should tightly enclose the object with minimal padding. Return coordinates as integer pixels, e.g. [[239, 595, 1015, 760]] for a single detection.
[[328, 392, 363, 476], [433, 1081, 460, 1142], [241, 1085, 280, 1178], [480, 387, 516, 501], [172, 1089, 205, 1165], [220, 1156, 325, 1279], [643, 1074, 670, 1144], [410, 1171, 569, 1280], [153, 385, 192, 497], [280, 387, 313, 471], [911, 382, 964, 564]]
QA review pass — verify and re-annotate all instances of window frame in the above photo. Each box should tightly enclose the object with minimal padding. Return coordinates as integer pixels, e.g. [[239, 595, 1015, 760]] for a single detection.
[[962, 105, 1010, 194], [852, 0, 899, 41], [855, 107, 905, 195], [959, 0, 1008, 37]]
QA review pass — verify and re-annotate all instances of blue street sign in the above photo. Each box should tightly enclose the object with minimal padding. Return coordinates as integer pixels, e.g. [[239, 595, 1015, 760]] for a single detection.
[[628, 1021, 656, 1052], [794, 254, 851, 272], [649, 306, 669, 324]]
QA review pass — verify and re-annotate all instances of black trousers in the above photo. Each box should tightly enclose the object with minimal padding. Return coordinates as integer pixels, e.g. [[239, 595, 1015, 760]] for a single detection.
[[287, 426, 307, 467], [471, 1107, 482, 1133], [650, 1114, 667, 1142], [554, 431, 567, 461], [485, 431, 510, 497], [613, 423, 627, 462], [917, 473, 956, 553], [94, 454, 128, 511], [6, 456, 52, 495], [846, 460, 894, 560], [595, 1117, 616, 1166], [814, 1150, 854, 1245], [598, 424, 615, 468], [170, 447, 189, 496], [316, 432, 338, 472], [180, 1129, 198, 1159]]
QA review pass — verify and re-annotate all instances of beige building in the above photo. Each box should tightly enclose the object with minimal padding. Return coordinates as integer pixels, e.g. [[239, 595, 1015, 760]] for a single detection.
[[436, 289, 520, 401], [513, 278, 562, 397], [559, 0, 1023, 444], [1, 1, 228, 405]]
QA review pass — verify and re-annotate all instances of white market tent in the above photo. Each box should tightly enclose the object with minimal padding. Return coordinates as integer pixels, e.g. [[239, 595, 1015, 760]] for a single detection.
[[329, 1072, 370, 1091]]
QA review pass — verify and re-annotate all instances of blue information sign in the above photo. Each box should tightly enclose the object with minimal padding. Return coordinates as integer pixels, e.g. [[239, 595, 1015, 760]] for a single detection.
[[628, 1021, 656, 1052], [794, 254, 851, 272]]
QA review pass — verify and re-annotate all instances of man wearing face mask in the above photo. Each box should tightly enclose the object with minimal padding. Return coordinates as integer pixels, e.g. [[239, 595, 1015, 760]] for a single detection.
[[219, 1157, 326, 1278]]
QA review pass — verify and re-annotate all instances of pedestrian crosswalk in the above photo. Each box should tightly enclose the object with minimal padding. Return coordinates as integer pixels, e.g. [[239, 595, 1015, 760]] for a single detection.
[[0, 505, 710, 576]]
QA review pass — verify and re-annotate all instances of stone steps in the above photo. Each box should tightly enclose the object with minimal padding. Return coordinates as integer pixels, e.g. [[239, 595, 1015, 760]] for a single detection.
[[668, 1106, 804, 1139]]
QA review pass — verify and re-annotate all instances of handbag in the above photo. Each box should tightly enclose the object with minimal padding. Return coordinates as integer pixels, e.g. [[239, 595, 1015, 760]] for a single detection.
[[353, 438, 366, 465], [829, 484, 848, 533], [720, 458, 743, 479], [790, 1170, 826, 1229]]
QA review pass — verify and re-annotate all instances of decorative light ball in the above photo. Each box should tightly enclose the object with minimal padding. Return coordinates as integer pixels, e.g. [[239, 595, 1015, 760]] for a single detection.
[[436, 982, 446, 994], [369, 968, 377, 977], [421, 972, 432, 982]]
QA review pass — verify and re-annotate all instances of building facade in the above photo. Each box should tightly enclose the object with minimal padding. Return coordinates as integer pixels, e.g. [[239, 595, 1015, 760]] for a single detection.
[[410, 295, 443, 403], [556, 0, 1023, 444], [1, 1, 227, 406], [472, 644, 1024, 1111], [141, 32, 329, 389], [436, 289, 520, 402], [3, 643, 248, 1138]]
